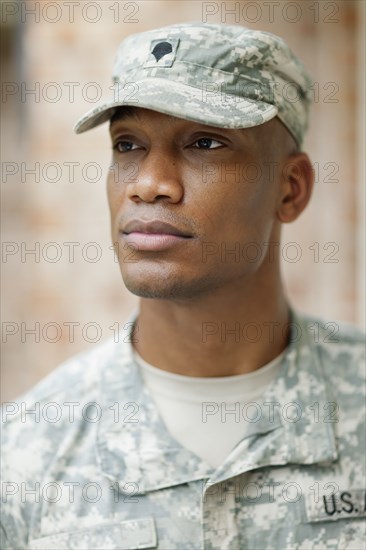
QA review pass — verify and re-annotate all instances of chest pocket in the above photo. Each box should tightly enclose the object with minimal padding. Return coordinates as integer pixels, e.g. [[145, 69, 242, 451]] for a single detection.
[[337, 521, 366, 550], [28, 517, 157, 550]]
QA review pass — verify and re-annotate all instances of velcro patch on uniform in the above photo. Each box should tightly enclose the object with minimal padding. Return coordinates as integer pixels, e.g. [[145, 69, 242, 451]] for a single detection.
[[29, 517, 157, 550], [144, 38, 180, 68], [304, 489, 366, 523]]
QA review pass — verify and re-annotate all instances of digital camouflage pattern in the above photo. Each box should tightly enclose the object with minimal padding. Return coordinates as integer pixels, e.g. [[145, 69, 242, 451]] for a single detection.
[[73, 22, 313, 146], [1, 308, 365, 549]]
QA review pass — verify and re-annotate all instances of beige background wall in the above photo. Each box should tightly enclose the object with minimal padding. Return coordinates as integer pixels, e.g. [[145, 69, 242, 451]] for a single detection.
[[1, 0, 365, 401]]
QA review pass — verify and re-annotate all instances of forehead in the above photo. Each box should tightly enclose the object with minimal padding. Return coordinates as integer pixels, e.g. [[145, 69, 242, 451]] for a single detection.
[[110, 106, 230, 129], [110, 106, 143, 124], [109, 106, 260, 138]]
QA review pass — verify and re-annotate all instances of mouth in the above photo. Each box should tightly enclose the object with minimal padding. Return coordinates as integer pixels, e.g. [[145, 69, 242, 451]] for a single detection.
[[121, 219, 193, 252]]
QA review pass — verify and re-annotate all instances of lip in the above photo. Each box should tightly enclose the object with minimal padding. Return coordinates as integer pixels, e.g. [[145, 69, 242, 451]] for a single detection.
[[122, 219, 192, 237], [121, 219, 193, 251]]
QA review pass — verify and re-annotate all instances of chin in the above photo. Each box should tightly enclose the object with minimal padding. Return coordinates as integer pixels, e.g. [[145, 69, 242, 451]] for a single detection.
[[123, 277, 191, 300], [121, 269, 219, 301]]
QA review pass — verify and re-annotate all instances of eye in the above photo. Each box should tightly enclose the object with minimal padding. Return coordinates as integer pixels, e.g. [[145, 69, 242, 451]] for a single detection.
[[113, 140, 139, 153], [192, 138, 223, 150]]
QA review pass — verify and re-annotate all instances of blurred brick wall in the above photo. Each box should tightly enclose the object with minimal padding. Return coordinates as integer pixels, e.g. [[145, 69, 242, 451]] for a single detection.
[[1, 0, 365, 401]]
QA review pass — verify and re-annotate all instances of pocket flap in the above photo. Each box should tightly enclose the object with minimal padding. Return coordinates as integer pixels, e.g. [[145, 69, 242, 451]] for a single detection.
[[29, 517, 157, 550]]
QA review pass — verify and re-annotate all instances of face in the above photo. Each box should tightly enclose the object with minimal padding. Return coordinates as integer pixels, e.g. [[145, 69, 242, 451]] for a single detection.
[[107, 107, 292, 300]]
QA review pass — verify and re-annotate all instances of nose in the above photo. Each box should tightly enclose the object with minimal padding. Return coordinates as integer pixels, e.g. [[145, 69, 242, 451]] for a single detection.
[[127, 148, 184, 204]]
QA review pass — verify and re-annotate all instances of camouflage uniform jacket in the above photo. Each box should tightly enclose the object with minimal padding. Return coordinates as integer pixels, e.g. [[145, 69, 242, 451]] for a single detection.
[[1, 309, 365, 549]]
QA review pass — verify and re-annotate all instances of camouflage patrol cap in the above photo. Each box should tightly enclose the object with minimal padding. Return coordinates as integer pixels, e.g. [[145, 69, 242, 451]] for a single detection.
[[74, 22, 313, 146]]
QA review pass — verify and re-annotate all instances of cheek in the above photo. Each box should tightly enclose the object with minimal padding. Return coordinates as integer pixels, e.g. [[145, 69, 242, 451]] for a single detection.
[[106, 178, 122, 242], [205, 173, 277, 243], [235, 163, 279, 215], [201, 173, 266, 218], [106, 170, 123, 218]]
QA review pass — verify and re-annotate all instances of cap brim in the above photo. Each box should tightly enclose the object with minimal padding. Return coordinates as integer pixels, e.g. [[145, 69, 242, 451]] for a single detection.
[[73, 78, 278, 134]]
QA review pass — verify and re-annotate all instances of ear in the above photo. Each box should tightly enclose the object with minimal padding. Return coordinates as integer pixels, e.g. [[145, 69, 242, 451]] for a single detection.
[[276, 153, 314, 223]]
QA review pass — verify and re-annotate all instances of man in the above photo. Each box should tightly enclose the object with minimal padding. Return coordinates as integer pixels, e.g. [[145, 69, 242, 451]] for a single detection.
[[1, 22, 365, 550]]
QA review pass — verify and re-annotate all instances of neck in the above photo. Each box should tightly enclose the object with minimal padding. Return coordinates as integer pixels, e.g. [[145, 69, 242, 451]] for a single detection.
[[132, 268, 291, 377]]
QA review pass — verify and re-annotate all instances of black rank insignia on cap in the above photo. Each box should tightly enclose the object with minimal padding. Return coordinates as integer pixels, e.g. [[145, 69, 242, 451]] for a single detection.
[[144, 38, 180, 68], [152, 42, 172, 61]]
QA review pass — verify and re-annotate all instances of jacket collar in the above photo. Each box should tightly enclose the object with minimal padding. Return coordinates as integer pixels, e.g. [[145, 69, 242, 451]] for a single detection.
[[96, 308, 338, 494], [209, 309, 338, 485], [96, 310, 213, 494]]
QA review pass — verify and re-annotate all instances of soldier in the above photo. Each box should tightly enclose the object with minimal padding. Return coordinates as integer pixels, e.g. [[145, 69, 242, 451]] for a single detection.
[[2, 22, 365, 550]]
